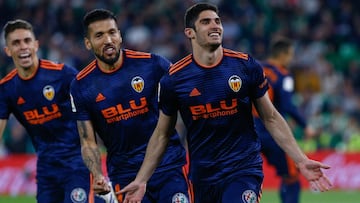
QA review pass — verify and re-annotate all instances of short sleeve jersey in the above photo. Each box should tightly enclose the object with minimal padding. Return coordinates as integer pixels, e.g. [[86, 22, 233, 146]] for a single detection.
[[70, 49, 186, 177], [0, 59, 84, 170], [159, 48, 268, 184]]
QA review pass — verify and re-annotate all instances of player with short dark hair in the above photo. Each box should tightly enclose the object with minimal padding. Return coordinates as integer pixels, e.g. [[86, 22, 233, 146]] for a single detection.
[[0, 19, 99, 203], [254, 37, 316, 203], [70, 9, 189, 203], [120, 3, 332, 203]]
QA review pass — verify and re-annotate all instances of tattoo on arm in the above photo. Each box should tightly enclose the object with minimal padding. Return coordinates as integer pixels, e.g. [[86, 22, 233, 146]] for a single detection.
[[78, 121, 103, 176]]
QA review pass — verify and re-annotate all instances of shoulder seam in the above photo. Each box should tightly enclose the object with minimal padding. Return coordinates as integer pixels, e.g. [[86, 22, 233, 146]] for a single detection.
[[125, 49, 151, 59], [223, 48, 248, 60], [0, 69, 17, 84], [77, 60, 97, 80], [169, 54, 192, 75], [40, 59, 64, 70]]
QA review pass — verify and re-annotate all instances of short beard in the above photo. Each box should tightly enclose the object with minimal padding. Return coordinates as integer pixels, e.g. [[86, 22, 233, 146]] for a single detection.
[[95, 51, 120, 65], [208, 43, 221, 52]]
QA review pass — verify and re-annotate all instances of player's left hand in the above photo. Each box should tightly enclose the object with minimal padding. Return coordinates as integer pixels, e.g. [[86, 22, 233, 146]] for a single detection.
[[297, 159, 332, 192], [117, 180, 146, 203]]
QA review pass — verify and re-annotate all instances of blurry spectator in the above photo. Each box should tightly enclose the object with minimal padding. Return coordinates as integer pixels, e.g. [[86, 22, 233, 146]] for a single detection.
[[3, 116, 33, 154]]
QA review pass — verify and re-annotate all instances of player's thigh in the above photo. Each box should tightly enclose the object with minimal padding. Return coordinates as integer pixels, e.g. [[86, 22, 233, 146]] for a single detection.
[[148, 167, 190, 203], [63, 169, 94, 203], [222, 175, 262, 203], [37, 176, 64, 203]]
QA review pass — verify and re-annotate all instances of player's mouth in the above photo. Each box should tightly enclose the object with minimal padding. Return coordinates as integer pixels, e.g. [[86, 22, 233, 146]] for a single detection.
[[18, 53, 32, 62], [104, 46, 116, 56], [209, 32, 221, 39]]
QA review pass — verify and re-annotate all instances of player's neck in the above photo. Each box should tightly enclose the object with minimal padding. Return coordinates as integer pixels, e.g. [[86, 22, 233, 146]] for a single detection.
[[17, 59, 39, 79], [193, 45, 223, 66], [97, 51, 123, 73]]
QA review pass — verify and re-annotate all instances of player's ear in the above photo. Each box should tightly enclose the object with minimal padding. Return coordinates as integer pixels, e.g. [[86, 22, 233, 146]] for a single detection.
[[184, 28, 194, 39], [84, 37, 92, 50], [4, 46, 11, 57]]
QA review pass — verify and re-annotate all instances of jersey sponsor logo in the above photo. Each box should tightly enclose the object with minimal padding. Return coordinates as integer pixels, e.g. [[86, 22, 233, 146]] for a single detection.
[[131, 76, 144, 93], [101, 97, 149, 123], [70, 187, 87, 203], [43, 85, 55, 101], [189, 99, 238, 120], [23, 103, 62, 125], [172, 192, 189, 203], [242, 190, 257, 203], [228, 75, 242, 92]]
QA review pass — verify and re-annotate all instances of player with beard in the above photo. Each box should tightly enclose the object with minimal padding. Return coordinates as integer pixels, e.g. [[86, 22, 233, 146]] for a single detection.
[[70, 9, 189, 203]]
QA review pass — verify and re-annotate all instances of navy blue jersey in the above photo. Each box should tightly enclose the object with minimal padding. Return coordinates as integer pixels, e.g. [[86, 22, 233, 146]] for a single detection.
[[70, 49, 186, 177], [254, 61, 306, 134], [0, 59, 85, 170], [160, 48, 268, 184]]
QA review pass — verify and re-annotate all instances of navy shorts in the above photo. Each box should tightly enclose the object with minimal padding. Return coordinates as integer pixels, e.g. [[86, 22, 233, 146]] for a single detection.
[[192, 175, 263, 203], [36, 167, 102, 203], [111, 166, 190, 203]]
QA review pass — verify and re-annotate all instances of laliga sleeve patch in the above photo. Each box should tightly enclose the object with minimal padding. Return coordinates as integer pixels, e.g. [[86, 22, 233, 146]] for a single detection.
[[172, 192, 189, 203], [70, 187, 87, 203], [282, 76, 294, 92], [242, 190, 257, 203]]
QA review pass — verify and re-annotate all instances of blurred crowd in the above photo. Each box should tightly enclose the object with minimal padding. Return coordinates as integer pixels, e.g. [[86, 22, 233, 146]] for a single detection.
[[1, 0, 360, 155]]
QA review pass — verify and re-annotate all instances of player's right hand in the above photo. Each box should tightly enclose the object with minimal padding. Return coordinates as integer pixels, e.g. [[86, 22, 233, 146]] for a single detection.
[[118, 180, 146, 203], [93, 175, 111, 195], [96, 182, 119, 203]]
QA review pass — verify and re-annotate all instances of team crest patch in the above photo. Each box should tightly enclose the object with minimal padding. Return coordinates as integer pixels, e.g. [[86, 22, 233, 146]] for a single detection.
[[43, 85, 55, 101], [242, 190, 257, 203], [70, 187, 87, 203], [172, 192, 189, 203], [131, 76, 145, 93], [228, 75, 242, 92]]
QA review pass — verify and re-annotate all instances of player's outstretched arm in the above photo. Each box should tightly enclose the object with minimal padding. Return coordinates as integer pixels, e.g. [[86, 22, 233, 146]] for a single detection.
[[77, 120, 110, 194], [119, 111, 176, 202], [254, 93, 332, 191]]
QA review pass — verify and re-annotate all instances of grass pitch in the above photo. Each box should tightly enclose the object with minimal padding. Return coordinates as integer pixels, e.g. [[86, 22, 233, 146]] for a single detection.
[[262, 189, 360, 203], [0, 189, 359, 203]]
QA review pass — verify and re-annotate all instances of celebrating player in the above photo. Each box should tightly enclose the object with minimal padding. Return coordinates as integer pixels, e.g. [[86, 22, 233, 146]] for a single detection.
[[70, 9, 189, 203], [120, 3, 332, 203], [254, 37, 317, 203], [0, 19, 100, 203]]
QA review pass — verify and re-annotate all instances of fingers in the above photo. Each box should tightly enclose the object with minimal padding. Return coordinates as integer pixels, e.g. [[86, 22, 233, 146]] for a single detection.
[[93, 179, 111, 194], [310, 176, 332, 192]]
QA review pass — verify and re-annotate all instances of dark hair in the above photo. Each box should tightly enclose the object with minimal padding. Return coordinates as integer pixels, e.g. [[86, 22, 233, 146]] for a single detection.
[[83, 8, 117, 37], [269, 37, 293, 58], [184, 3, 219, 29], [3, 19, 34, 42]]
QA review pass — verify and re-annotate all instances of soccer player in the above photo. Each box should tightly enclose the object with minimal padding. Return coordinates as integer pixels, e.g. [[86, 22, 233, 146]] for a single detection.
[[120, 3, 332, 203], [69, 9, 189, 203], [0, 19, 99, 203], [254, 37, 316, 203]]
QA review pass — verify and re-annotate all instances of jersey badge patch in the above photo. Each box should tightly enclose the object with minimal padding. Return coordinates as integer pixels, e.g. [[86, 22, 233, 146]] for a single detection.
[[70, 187, 87, 203], [228, 75, 242, 92], [172, 192, 189, 203], [43, 85, 55, 101], [131, 76, 144, 93], [242, 190, 257, 203]]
